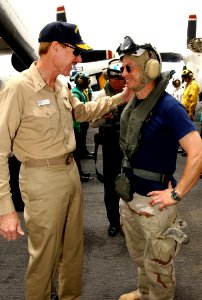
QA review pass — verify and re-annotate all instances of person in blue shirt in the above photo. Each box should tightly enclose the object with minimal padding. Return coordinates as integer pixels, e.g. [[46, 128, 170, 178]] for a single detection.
[[115, 36, 202, 300]]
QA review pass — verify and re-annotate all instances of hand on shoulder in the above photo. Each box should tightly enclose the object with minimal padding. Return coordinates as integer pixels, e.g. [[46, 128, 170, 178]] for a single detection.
[[121, 86, 135, 103]]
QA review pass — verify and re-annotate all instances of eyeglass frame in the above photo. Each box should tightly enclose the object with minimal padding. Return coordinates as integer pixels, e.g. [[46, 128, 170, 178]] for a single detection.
[[61, 43, 81, 56], [120, 64, 139, 74], [108, 70, 125, 80]]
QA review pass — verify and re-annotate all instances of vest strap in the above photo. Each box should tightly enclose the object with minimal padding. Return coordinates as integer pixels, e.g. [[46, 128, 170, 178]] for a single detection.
[[133, 168, 172, 183]]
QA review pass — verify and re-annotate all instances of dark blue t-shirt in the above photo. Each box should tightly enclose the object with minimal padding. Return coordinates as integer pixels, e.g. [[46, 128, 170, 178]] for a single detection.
[[129, 91, 196, 195]]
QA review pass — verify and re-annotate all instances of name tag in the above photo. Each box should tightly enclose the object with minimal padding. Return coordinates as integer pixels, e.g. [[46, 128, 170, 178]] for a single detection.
[[37, 99, 50, 106]]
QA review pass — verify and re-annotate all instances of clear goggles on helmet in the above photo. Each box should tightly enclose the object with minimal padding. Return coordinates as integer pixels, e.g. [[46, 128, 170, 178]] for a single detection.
[[108, 69, 124, 80], [116, 36, 154, 57]]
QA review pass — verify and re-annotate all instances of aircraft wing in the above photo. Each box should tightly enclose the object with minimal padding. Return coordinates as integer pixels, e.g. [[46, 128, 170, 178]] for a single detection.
[[56, 5, 67, 22], [187, 15, 197, 46], [80, 50, 114, 63], [0, 0, 38, 72], [160, 52, 183, 62], [186, 14, 202, 53], [56, 5, 115, 63]]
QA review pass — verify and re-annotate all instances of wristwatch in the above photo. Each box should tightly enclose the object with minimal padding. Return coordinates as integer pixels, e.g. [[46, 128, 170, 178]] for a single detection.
[[171, 189, 181, 202]]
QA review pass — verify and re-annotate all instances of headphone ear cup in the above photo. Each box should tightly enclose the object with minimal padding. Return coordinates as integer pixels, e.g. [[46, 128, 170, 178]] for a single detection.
[[189, 71, 193, 79], [145, 59, 160, 80]]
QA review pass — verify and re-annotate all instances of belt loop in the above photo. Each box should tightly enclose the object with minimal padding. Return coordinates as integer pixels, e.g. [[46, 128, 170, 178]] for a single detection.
[[160, 174, 165, 182], [160, 173, 171, 183], [46, 159, 50, 166], [66, 153, 73, 165]]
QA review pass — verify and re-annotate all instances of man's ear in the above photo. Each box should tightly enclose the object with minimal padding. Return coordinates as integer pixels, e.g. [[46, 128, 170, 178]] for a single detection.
[[51, 41, 60, 54]]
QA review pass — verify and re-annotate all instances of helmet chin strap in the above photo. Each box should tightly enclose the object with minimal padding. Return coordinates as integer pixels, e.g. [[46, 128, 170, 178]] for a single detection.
[[132, 64, 151, 92], [133, 82, 147, 92]]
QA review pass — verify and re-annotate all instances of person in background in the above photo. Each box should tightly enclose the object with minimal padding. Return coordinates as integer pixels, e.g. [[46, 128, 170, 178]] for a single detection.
[[93, 59, 126, 236], [72, 72, 94, 159], [181, 69, 200, 120], [171, 77, 184, 153], [115, 36, 202, 300], [172, 77, 183, 102], [193, 99, 202, 179], [199, 112, 202, 179], [72, 72, 94, 182], [8, 154, 24, 211], [180, 69, 200, 156], [171, 79, 189, 228], [0, 21, 133, 300]]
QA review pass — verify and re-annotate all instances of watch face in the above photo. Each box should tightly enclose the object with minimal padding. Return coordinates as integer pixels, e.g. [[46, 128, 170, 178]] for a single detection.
[[173, 191, 177, 199], [171, 190, 181, 201]]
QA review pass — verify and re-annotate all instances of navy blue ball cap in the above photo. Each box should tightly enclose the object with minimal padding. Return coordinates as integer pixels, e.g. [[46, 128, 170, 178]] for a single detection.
[[38, 21, 92, 51]]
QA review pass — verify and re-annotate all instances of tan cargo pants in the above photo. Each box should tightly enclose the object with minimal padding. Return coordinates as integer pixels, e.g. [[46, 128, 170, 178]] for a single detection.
[[20, 159, 83, 300], [120, 193, 185, 300]]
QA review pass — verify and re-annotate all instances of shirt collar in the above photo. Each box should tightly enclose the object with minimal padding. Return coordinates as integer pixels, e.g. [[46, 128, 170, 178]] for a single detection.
[[29, 62, 47, 92], [29, 62, 65, 94]]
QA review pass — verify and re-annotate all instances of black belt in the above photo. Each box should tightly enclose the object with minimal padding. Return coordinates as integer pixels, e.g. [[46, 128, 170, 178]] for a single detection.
[[133, 168, 171, 183]]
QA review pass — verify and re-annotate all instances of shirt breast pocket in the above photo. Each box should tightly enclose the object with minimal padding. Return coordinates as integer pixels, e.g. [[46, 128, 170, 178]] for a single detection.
[[29, 105, 59, 137], [33, 105, 57, 118]]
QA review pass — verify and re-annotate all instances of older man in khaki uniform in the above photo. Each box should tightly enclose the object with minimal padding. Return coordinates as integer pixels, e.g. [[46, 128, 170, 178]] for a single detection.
[[0, 22, 133, 300]]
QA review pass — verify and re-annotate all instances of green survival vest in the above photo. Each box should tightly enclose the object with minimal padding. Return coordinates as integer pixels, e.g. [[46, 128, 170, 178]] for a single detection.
[[120, 71, 172, 168]]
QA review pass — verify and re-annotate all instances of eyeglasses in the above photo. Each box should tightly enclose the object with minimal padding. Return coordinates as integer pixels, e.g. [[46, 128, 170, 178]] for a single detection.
[[61, 43, 81, 56], [120, 64, 138, 74]]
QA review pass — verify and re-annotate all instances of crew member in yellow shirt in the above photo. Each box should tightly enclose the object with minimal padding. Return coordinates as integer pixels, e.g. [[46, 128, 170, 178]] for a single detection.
[[181, 69, 200, 120]]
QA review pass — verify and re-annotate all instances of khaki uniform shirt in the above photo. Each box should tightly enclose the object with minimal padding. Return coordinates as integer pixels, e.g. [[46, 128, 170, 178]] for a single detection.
[[0, 62, 125, 214]]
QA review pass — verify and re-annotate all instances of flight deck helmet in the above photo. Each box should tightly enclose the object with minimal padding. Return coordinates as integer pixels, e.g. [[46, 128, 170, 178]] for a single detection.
[[116, 36, 162, 90], [74, 71, 90, 89], [107, 59, 124, 80], [181, 69, 193, 79], [172, 78, 181, 88]]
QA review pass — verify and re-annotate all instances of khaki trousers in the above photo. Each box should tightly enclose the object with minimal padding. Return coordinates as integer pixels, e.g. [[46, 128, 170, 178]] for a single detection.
[[19, 159, 83, 300], [120, 194, 182, 300]]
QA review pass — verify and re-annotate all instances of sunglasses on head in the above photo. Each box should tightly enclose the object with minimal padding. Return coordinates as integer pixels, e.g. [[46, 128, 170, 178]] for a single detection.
[[62, 43, 81, 56], [120, 64, 138, 74]]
